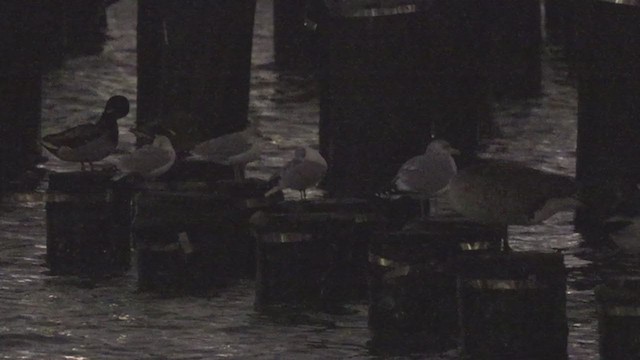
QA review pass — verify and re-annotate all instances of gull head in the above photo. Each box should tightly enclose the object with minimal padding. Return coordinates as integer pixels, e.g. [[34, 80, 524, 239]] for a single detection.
[[426, 139, 460, 155]]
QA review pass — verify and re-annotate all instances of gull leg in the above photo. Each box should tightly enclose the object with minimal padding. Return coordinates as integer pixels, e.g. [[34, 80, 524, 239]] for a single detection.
[[233, 165, 242, 181], [80, 162, 86, 171], [89, 162, 94, 171]]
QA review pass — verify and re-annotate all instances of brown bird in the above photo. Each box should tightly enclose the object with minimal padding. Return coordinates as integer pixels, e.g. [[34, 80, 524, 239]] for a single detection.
[[41, 95, 130, 171]]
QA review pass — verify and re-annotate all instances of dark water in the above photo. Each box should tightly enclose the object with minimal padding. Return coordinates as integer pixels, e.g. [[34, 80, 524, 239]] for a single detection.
[[1, 0, 636, 358]]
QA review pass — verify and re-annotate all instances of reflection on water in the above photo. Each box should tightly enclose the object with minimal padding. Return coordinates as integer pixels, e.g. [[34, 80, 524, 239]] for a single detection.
[[1, 0, 634, 358]]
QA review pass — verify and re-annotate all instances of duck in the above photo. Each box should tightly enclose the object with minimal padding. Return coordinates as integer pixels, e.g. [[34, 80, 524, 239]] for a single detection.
[[448, 160, 580, 250], [41, 95, 130, 171], [108, 126, 176, 181], [187, 126, 261, 181], [392, 139, 460, 218], [265, 146, 328, 200]]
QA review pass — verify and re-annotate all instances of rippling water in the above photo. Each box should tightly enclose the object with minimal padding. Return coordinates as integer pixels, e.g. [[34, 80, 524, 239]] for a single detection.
[[2, 0, 637, 358]]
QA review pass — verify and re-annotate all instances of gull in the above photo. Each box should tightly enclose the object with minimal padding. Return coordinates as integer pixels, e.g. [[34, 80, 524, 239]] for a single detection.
[[448, 160, 580, 250], [108, 126, 176, 181], [41, 95, 130, 171], [265, 146, 328, 200], [392, 139, 460, 218], [187, 126, 261, 181]]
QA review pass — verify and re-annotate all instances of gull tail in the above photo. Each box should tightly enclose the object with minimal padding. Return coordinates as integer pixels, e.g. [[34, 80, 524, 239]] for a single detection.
[[264, 185, 282, 198]]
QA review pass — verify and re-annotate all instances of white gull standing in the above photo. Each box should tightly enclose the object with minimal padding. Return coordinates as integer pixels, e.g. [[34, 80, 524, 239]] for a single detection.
[[392, 139, 460, 218], [187, 126, 261, 181], [108, 127, 176, 181], [265, 146, 328, 200]]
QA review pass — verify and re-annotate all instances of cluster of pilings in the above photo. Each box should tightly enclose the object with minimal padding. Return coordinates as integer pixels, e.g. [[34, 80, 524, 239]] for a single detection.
[[0, 0, 115, 192], [12, 0, 640, 357]]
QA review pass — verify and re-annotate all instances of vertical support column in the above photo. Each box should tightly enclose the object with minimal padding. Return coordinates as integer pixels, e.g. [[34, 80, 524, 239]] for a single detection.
[[0, 1, 45, 190], [318, 1, 488, 197], [273, 0, 319, 70], [481, 0, 543, 99], [574, 1, 640, 237], [137, 0, 257, 153], [63, 0, 109, 56]]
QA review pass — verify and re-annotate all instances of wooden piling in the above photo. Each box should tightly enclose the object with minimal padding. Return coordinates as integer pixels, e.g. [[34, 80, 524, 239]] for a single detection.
[[63, 0, 109, 56], [0, 2, 51, 190], [136, 0, 257, 150], [251, 199, 385, 311], [367, 216, 503, 354], [132, 179, 274, 295], [45, 172, 132, 277], [481, 0, 543, 99], [574, 1, 640, 236], [273, 0, 319, 70], [317, 0, 489, 196], [457, 252, 567, 359], [596, 277, 640, 360]]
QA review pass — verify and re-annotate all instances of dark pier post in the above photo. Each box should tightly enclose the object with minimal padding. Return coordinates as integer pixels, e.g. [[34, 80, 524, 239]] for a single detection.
[[0, 2, 48, 190], [137, 0, 257, 153], [544, 0, 577, 52], [596, 277, 640, 359], [63, 0, 110, 56], [367, 216, 503, 355], [481, 0, 543, 99], [318, 1, 489, 197], [457, 252, 568, 359], [273, 0, 319, 70], [574, 1, 640, 236], [46, 172, 132, 277]]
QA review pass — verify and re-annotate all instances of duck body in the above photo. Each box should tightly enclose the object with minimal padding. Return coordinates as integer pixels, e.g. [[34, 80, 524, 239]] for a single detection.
[[41, 95, 130, 170], [448, 160, 579, 226]]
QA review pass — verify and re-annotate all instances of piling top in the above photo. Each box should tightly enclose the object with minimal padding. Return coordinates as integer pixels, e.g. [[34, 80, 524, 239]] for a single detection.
[[249, 198, 385, 232], [456, 251, 566, 282], [48, 171, 116, 192], [323, 0, 436, 17]]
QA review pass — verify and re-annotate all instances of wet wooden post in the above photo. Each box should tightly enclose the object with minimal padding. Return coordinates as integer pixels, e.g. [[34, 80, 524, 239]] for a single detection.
[[137, 0, 256, 152], [544, 0, 577, 52], [367, 216, 503, 355], [273, 0, 319, 70], [132, 180, 274, 295], [481, 0, 543, 99], [574, 1, 640, 238], [596, 277, 640, 360], [457, 252, 567, 359], [46, 172, 132, 277], [317, 1, 489, 197], [63, 0, 110, 56], [250, 199, 384, 311], [0, 2, 48, 190]]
